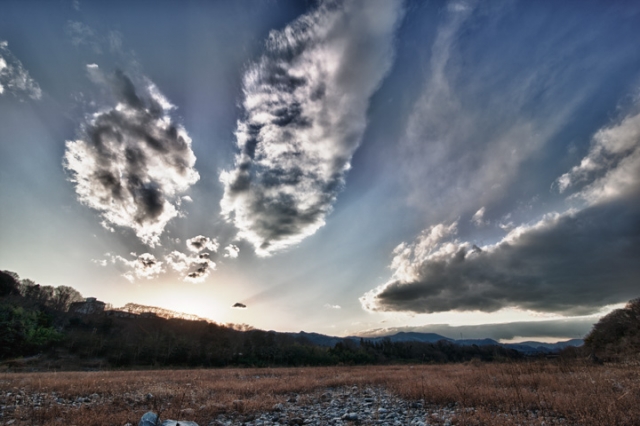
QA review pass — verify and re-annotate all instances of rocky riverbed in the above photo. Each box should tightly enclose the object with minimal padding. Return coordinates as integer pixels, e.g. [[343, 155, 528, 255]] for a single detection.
[[205, 385, 565, 426], [208, 386, 441, 426], [1, 384, 570, 426]]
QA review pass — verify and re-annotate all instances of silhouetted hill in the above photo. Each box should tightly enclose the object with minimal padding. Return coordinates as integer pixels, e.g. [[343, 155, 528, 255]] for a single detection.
[[0, 269, 587, 370]]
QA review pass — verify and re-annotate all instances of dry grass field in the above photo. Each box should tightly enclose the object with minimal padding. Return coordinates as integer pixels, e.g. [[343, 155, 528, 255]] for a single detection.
[[1, 361, 639, 426]]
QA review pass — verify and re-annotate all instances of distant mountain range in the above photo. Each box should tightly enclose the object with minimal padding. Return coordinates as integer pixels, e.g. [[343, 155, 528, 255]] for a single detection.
[[286, 331, 583, 355]]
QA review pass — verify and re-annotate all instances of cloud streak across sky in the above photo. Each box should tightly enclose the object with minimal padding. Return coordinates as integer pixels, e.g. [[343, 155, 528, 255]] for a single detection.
[[220, 0, 404, 256], [362, 108, 640, 316], [398, 1, 600, 223], [64, 66, 199, 246]]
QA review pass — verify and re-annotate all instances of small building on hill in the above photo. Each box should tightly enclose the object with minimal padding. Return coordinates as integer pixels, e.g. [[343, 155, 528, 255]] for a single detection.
[[69, 297, 106, 315]]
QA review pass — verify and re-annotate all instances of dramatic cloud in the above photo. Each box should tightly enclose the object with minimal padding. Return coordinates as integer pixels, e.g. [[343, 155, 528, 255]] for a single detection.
[[363, 109, 640, 315], [224, 244, 240, 258], [110, 253, 164, 282], [64, 66, 199, 246], [0, 41, 42, 99], [232, 302, 247, 309], [186, 235, 219, 253], [220, 0, 403, 256], [358, 317, 597, 342]]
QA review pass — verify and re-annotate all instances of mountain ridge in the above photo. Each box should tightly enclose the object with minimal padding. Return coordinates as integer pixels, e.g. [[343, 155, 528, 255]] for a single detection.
[[287, 330, 583, 354]]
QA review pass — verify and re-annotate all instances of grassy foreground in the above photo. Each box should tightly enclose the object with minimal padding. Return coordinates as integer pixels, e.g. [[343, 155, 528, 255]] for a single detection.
[[1, 361, 639, 426]]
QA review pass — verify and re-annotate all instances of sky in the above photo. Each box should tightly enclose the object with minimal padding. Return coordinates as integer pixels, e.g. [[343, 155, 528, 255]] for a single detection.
[[1, 0, 640, 342]]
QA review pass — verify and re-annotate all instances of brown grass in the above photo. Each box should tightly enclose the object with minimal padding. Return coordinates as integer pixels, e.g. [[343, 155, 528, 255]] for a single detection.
[[1, 361, 639, 425]]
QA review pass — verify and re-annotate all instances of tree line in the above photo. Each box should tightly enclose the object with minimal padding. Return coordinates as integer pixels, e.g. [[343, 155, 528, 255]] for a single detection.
[[3, 269, 638, 369]]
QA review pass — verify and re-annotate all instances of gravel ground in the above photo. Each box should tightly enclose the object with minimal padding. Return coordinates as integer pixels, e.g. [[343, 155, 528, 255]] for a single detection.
[[0, 385, 570, 426], [208, 386, 452, 426], [204, 385, 569, 426]]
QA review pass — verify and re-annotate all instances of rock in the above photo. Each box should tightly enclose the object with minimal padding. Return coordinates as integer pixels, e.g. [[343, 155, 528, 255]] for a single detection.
[[341, 412, 358, 421], [139, 411, 199, 426], [139, 412, 159, 426]]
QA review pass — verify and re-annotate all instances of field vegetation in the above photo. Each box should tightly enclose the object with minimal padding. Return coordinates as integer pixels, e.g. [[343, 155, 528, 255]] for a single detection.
[[3, 271, 640, 425], [1, 361, 640, 425]]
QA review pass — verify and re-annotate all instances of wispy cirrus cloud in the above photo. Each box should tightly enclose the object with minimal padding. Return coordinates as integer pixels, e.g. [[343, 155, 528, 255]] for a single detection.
[[64, 65, 199, 246], [219, 0, 404, 256], [65, 20, 123, 56], [397, 1, 601, 225], [362, 107, 640, 315], [0, 41, 42, 100]]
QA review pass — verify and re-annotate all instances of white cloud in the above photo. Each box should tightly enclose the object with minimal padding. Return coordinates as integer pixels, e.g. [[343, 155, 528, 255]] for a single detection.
[[91, 259, 107, 267], [111, 253, 164, 281], [186, 235, 219, 253], [0, 41, 42, 100], [165, 250, 216, 283], [224, 244, 240, 258], [324, 304, 341, 310], [220, 0, 404, 256], [471, 207, 486, 227], [64, 68, 199, 246], [557, 111, 640, 205]]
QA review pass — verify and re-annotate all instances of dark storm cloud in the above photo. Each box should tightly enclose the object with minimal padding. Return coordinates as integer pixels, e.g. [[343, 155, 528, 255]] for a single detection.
[[363, 109, 640, 315], [64, 66, 199, 246], [220, 0, 403, 256], [0, 41, 42, 100], [232, 302, 247, 309], [359, 317, 597, 342]]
